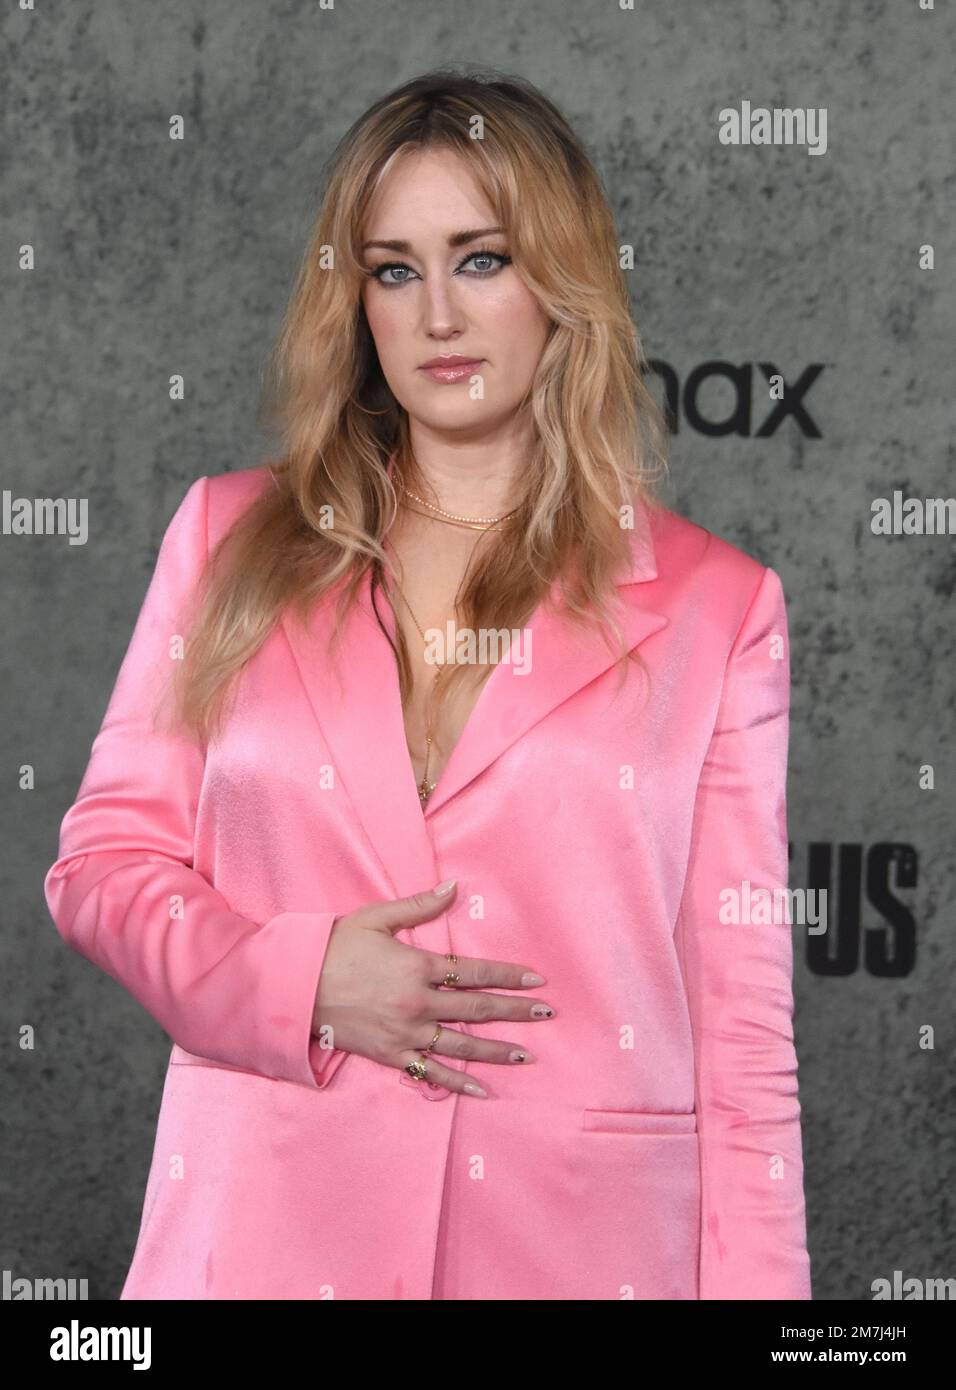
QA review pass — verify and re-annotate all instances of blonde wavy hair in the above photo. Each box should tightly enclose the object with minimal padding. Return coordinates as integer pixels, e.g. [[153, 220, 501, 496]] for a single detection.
[[169, 65, 668, 748]]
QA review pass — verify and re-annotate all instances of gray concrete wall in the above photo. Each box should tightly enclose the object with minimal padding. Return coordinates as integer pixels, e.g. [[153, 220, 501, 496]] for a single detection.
[[3, 0, 953, 1301]]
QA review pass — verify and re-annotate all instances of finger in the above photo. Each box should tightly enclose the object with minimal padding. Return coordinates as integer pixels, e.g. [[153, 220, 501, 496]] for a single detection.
[[423, 990, 555, 1025], [362, 880, 458, 935], [420, 950, 546, 991], [396, 1049, 488, 1098], [422, 1024, 533, 1068]]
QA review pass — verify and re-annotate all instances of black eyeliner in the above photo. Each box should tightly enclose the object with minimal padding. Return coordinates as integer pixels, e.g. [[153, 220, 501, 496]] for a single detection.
[[368, 247, 512, 285]]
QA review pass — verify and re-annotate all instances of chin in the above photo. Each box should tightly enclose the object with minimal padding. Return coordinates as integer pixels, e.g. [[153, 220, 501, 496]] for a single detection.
[[410, 396, 492, 427]]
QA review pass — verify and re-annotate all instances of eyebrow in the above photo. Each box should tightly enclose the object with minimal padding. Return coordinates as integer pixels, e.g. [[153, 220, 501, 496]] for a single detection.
[[360, 226, 506, 253]]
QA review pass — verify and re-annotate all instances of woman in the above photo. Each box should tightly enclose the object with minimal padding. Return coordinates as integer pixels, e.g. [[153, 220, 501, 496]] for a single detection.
[[44, 68, 811, 1300]]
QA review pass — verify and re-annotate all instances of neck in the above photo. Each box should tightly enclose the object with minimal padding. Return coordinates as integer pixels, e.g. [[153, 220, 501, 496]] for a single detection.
[[400, 422, 532, 518]]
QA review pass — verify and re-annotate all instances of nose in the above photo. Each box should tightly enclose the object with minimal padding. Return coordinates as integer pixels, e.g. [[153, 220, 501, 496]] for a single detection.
[[420, 270, 466, 340]]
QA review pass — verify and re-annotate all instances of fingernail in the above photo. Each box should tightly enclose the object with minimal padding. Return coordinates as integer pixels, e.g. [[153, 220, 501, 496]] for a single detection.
[[464, 1081, 487, 1097], [433, 878, 457, 896], [509, 1050, 530, 1063], [521, 972, 545, 986], [531, 1005, 554, 1019]]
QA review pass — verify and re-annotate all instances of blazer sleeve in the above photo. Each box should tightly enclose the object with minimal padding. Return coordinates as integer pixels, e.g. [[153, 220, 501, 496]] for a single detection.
[[43, 475, 348, 1091], [674, 564, 812, 1299]]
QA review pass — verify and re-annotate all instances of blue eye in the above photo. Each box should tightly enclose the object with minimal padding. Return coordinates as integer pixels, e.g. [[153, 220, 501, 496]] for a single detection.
[[459, 249, 512, 276], [372, 263, 414, 287], [369, 248, 512, 287]]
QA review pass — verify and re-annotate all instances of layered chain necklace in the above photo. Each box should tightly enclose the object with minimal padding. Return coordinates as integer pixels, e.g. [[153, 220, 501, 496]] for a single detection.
[[389, 476, 520, 804]]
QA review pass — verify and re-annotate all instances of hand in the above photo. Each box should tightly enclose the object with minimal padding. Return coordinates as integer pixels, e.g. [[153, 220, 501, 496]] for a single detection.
[[310, 880, 554, 1097]]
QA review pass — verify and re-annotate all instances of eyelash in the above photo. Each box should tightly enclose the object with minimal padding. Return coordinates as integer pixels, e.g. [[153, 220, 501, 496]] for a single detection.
[[369, 247, 512, 288]]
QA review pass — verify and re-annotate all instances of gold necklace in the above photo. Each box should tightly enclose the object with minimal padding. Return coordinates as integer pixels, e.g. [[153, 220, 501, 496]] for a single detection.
[[385, 481, 511, 801], [390, 582, 452, 805], [399, 484, 520, 532]]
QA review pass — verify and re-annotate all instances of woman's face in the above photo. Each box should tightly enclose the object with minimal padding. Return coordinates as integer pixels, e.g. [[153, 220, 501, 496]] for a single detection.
[[359, 146, 552, 438]]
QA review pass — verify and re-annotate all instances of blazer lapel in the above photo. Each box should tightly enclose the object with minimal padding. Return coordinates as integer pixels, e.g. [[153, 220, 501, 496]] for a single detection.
[[279, 576, 437, 899], [421, 508, 668, 817], [278, 505, 668, 898]]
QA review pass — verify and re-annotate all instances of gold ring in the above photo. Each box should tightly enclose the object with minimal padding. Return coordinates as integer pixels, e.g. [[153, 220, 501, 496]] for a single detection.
[[404, 1057, 429, 1081], [421, 1026, 442, 1055], [442, 953, 460, 987]]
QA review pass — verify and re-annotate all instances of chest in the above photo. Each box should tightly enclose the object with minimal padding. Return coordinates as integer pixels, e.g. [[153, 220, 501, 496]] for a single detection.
[[196, 529, 728, 912], [198, 604, 715, 934], [395, 609, 493, 801], [383, 527, 496, 803]]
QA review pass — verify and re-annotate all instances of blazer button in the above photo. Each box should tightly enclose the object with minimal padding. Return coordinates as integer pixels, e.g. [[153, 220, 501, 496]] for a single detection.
[[399, 1070, 451, 1100]]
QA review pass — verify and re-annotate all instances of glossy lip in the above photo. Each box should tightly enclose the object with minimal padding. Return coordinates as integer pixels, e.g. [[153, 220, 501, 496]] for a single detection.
[[418, 355, 485, 384], [420, 354, 482, 368]]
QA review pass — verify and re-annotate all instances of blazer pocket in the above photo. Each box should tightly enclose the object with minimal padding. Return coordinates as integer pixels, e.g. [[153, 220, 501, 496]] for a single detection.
[[169, 1045, 254, 1075], [582, 1108, 698, 1136]]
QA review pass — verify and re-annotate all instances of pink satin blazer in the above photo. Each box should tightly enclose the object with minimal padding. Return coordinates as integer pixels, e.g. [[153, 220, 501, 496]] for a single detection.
[[44, 465, 812, 1300]]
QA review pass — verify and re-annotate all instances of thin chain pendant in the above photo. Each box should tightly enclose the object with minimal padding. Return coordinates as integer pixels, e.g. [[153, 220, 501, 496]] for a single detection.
[[418, 729, 437, 805]]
